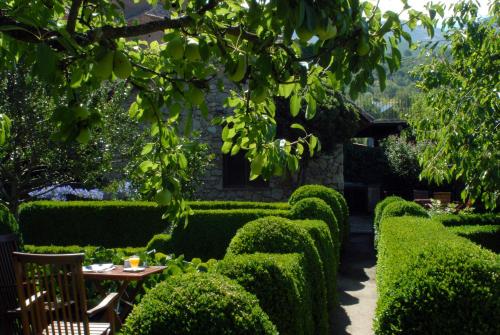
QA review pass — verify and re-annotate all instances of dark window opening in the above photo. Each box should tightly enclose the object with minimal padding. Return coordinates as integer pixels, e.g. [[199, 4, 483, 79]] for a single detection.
[[222, 152, 269, 188]]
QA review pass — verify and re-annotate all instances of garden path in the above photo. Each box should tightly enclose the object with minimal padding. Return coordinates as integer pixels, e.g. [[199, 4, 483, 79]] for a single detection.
[[332, 216, 376, 335]]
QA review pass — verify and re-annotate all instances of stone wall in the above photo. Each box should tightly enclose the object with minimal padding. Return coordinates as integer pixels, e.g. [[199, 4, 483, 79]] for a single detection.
[[191, 80, 344, 202]]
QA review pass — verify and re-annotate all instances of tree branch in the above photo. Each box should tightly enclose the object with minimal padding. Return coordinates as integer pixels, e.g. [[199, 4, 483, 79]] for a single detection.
[[67, 0, 83, 34]]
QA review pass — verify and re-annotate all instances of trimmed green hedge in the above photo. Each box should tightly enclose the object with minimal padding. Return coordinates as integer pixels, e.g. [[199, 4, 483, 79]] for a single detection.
[[18, 201, 289, 249], [217, 253, 310, 335], [435, 213, 500, 226], [122, 272, 278, 335], [448, 225, 500, 253], [19, 201, 165, 247], [289, 197, 339, 245], [289, 184, 349, 244], [189, 201, 289, 210], [376, 216, 500, 334], [373, 196, 404, 236], [169, 209, 289, 260], [292, 219, 338, 317], [226, 216, 328, 335]]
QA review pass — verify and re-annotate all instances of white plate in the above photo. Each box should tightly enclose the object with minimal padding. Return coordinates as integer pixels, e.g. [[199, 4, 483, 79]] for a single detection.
[[123, 267, 145, 272]]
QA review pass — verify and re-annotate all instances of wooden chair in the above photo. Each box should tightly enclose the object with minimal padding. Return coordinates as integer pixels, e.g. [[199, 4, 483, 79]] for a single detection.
[[12, 252, 119, 335], [0, 233, 21, 334]]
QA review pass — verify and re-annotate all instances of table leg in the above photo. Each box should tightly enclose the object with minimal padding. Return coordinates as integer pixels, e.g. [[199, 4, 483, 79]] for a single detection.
[[117, 280, 143, 323]]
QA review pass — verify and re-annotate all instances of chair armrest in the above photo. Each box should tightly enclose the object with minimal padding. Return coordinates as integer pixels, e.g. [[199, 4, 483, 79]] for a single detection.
[[87, 292, 119, 318]]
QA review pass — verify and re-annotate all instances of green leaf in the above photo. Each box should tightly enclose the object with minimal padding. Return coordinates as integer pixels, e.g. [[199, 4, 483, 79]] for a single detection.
[[250, 154, 265, 179], [178, 153, 188, 169], [155, 189, 172, 206], [139, 160, 155, 172], [76, 128, 90, 144], [230, 144, 240, 156], [279, 83, 295, 98], [221, 141, 232, 154], [305, 94, 316, 120], [169, 103, 181, 121], [290, 94, 301, 117], [309, 135, 318, 156], [70, 68, 84, 88], [141, 143, 154, 155], [290, 123, 306, 133], [376, 65, 386, 91]]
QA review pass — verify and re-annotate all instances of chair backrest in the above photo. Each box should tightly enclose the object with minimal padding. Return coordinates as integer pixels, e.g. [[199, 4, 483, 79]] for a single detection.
[[413, 189, 429, 200], [433, 192, 451, 204], [12, 252, 90, 335], [0, 234, 19, 313]]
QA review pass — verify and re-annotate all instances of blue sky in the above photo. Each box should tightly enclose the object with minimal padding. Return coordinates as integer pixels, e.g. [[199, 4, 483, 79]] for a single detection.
[[369, 0, 490, 18]]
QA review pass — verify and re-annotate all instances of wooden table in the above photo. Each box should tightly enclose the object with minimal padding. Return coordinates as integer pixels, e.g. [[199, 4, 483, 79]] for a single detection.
[[83, 265, 166, 325]]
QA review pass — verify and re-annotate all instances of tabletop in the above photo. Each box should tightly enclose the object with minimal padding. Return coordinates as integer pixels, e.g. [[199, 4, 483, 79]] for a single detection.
[[83, 265, 166, 281]]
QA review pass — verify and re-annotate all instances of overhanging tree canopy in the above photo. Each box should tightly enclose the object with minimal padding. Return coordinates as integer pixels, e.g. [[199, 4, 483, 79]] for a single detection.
[[411, 0, 499, 209], [0, 0, 439, 221]]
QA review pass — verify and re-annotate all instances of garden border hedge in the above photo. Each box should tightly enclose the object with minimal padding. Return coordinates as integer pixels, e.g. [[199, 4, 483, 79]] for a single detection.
[[376, 214, 500, 334], [434, 213, 500, 226], [447, 224, 500, 253], [18, 201, 289, 248]]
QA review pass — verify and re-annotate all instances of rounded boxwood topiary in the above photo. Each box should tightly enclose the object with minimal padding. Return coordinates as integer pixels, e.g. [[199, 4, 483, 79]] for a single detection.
[[289, 197, 340, 246], [227, 216, 328, 335], [122, 272, 278, 335], [146, 233, 171, 253], [217, 252, 310, 335], [381, 200, 428, 222], [289, 184, 347, 243]]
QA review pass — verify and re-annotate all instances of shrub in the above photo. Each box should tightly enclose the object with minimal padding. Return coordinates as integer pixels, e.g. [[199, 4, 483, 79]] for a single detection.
[[373, 196, 404, 235], [18, 201, 166, 247], [146, 234, 171, 253], [227, 216, 328, 335], [434, 213, 500, 226], [121, 272, 278, 335], [376, 216, 500, 334], [289, 197, 339, 245], [217, 253, 310, 335], [380, 200, 428, 222], [19, 201, 289, 251], [169, 209, 289, 260], [447, 225, 500, 253], [289, 184, 348, 244], [0, 203, 19, 235], [291, 220, 338, 318]]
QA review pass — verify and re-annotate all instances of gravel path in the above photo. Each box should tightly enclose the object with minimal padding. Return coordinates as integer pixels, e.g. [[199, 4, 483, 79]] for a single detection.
[[332, 216, 377, 335]]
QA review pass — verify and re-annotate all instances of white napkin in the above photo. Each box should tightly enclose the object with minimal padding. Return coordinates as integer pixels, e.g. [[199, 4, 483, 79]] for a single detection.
[[83, 263, 115, 272]]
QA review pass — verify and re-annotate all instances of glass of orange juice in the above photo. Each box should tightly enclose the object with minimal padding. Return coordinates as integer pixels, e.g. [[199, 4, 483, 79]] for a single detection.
[[129, 255, 140, 268]]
